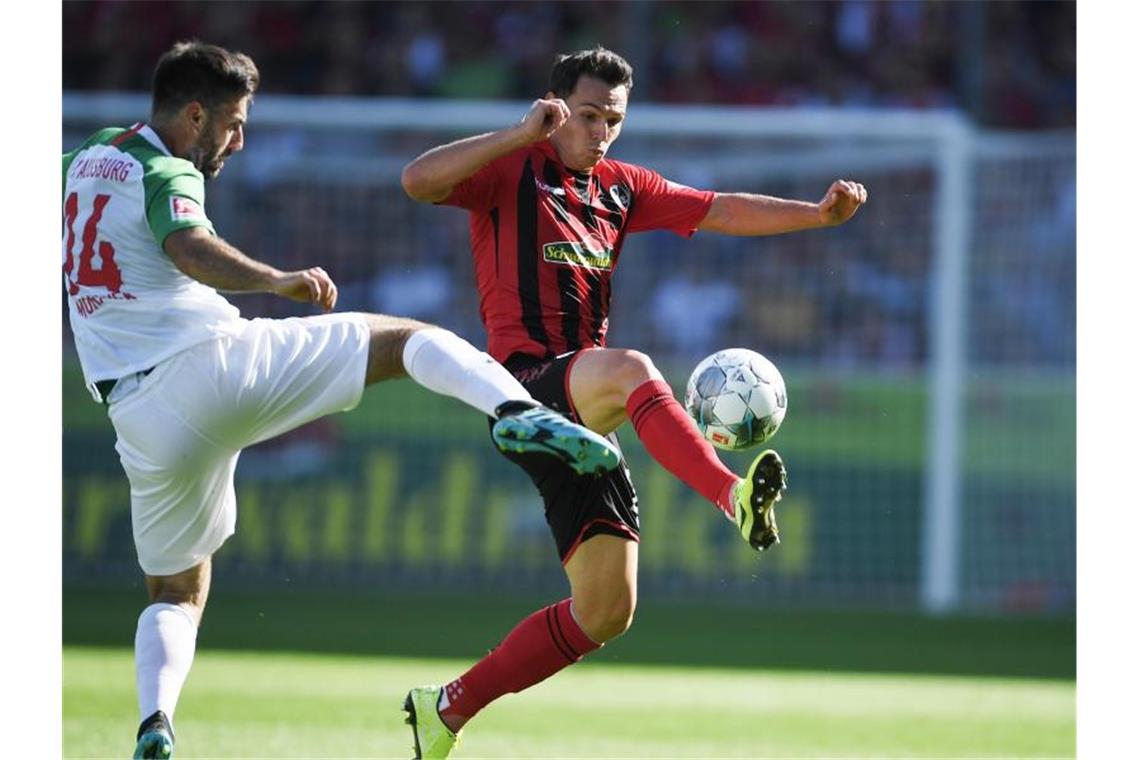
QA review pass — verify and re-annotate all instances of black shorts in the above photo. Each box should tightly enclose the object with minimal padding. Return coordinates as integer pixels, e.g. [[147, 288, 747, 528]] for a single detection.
[[491, 350, 640, 563]]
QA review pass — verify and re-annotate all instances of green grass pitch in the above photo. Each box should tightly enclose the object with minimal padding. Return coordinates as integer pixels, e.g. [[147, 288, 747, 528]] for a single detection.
[[63, 588, 1074, 758], [64, 647, 1073, 758]]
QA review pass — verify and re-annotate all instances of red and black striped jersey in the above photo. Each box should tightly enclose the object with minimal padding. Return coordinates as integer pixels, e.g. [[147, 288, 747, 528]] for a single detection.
[[440, 140, 714, 363]]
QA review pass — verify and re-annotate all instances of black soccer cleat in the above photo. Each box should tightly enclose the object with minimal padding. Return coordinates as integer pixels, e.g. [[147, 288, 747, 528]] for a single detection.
[[133, 710, 174, 759]]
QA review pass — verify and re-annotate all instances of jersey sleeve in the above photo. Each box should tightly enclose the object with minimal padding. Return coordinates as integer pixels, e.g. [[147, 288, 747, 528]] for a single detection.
[[625, 165, 715, 237], [437, 158, 504, 214], [142, 158, 216, 246]]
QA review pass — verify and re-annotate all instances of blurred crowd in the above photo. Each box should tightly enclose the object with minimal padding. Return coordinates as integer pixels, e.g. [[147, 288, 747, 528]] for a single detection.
[[62, 0, 1076, 371], [63, 0, 1075, 129]]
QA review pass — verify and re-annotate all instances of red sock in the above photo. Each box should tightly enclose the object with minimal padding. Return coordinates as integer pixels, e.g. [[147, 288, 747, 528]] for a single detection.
[[626, 379, 739, 518], [440, 599, 600, 725]]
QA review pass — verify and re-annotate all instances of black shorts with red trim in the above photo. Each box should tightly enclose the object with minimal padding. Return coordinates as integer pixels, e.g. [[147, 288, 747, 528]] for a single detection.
[[492, 350, 640, 563]]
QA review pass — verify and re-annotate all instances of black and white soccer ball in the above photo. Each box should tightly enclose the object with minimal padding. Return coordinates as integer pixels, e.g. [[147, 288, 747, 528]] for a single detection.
[[684, 348, 787, 451]]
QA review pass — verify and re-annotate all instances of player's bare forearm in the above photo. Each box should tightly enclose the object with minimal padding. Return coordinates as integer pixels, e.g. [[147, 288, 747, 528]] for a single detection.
[[164, 227, 338, 310], [165, 227, 282, 292], [401, 127, 530, 203], [698, 193, 823, 236], [164, 227, 281, 291], [401, 99, 571, 203], [698, 180, 867, 236]]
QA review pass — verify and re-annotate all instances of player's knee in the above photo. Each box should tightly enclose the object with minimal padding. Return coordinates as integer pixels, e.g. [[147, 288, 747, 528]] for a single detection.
[[153, 597, 206, 627], [575, 592, 637, 643], [363, 315, 433, 384], [146, 562, 211, 626], [609, 349, 663, 395], [148, 586, 207, 626], [594, 600, 636, 642]]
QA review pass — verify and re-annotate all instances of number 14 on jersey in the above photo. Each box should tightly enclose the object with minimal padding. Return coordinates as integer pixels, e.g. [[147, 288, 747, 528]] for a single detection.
[[63, 191, 124, 296]]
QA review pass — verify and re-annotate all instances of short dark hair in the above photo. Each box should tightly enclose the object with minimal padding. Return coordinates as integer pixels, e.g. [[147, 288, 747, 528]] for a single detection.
[[151, 41, 260, 118], [548, 47, 633, 99]]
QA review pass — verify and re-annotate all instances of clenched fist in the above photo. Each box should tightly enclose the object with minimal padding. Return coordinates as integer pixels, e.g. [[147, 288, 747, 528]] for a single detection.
[[516, 98, 572, 143], [271, 266, 338, 312], [818, 180, 868, 226]]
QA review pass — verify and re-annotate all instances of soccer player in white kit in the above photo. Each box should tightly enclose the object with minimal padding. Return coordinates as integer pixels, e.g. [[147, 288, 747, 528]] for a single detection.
[[62, 41, 620, 759]]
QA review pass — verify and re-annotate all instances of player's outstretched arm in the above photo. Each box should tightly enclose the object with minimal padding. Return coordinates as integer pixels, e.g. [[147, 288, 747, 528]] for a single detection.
[[401, 99, 571, 203], [697, 180, 868, 236], [164, 227, 337, 311]]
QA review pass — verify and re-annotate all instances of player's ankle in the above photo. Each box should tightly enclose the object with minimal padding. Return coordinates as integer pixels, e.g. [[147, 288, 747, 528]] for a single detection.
[[436, 684, 471, 733], [493, 399, 540, 419], [439, 708, 468, 733], [717, 478, 741, 519], [437, 701, 469, 738]]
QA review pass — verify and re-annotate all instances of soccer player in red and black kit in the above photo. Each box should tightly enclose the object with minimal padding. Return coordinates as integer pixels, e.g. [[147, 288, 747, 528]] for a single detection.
[[399, 47, 867, 757]]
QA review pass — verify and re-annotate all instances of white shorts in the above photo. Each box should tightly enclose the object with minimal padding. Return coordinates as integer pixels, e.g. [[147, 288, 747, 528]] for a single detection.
[[108, 314, 370, 576]]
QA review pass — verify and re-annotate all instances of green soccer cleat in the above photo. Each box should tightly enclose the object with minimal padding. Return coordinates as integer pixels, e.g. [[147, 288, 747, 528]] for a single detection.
[[732, 449, 788, 551], [132, 710, 174, 759], [404, 686, 461, 759], [492, 402, 620, 476]]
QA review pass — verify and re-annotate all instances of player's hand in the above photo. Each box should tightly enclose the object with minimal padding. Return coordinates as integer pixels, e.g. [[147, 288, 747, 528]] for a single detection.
[[271, 267, 338, 312], [817, 180, 867, 226], [517, 98, 571, 143]]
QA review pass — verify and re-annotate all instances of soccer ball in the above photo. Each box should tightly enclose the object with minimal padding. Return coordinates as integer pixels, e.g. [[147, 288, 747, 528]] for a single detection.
[[684, 348, 787, 451]]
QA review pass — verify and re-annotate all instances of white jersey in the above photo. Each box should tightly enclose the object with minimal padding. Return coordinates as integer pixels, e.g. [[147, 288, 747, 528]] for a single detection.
[[62, 123, 244, 401]]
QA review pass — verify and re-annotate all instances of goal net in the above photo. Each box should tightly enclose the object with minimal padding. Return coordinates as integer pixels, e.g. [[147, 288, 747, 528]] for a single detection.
[[62, 94, 1075, 615]]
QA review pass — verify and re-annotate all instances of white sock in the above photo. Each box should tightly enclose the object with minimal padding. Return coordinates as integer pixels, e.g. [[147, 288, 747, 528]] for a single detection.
[[402, 328, 532, 417], [135, 602, 198, 725]]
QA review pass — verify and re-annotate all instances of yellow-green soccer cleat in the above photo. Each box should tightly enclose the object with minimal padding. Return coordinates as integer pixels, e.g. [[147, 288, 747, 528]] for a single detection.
[[404, 686, 461, 759], [732, 449, 788, 551], [132, 710, 174, 759], [491, 402, 620, 476]]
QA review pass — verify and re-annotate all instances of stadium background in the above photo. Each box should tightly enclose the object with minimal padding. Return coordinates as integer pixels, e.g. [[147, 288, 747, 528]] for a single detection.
[[61, 1, 1076, 757]]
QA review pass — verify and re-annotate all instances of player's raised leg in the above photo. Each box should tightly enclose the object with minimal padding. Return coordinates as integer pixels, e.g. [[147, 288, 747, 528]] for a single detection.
[[569, 347, 787, 549], [405, 536, 634, 758], [132, 559, 212, 759], [361, 314, 619, 475]]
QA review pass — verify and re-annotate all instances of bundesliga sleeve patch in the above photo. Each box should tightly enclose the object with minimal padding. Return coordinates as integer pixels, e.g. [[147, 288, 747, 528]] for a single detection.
[[170, 195, 207, 222]]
